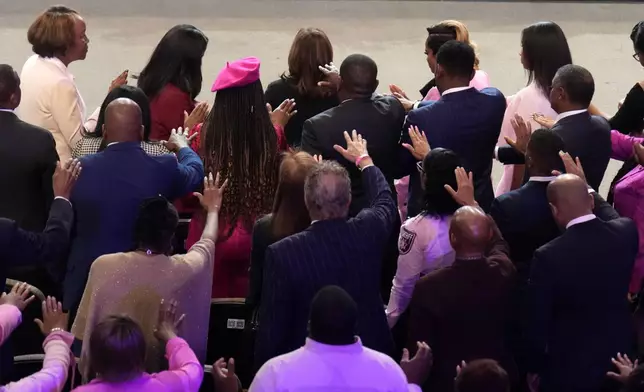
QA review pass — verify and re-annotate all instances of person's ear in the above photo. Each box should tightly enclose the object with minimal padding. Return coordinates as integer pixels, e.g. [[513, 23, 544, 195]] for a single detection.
[[140, 125, 145, 140], [373, 79, 380, 91], [469, 68, 475, 82], [549, 203, 557, 219], [435, 64, 444, 80], [102, 124, 107, 137], [589, 193, 595, 211], [449, 231, 457, 248]]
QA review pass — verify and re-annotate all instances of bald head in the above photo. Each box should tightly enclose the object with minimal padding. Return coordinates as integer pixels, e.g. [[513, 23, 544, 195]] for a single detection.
[[103, 98, 144, 144], [547, 174, 594, 228], [449, 206, 492, 256]]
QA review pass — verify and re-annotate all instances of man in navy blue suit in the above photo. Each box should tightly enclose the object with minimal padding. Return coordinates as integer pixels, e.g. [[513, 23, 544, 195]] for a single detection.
[[401, 40, 506, 214], [64, 98, 203, 313]]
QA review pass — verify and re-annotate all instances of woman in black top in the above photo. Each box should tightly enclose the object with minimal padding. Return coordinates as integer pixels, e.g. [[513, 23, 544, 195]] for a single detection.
[[246, 151, 319, 308], [264, 28, 339, 147]]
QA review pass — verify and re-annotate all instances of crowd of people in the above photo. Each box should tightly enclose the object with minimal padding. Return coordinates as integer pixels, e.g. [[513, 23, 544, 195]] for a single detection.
[[2, 4, 644, 392]]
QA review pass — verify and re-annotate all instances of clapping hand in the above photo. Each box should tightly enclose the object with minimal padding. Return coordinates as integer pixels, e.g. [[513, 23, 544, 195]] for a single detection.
[[184, 102, 210, 131], [455, 360, 467, 377], [162, 127, 199, 153], [505, 114, 531, 155], [313, 155, 323, 164], [607, 353, 638, 383], [402, 125, 430, 160], [34, 296, 67, 335], [193, 172, 228, 213], [318, 63, 341, 93], [267, 99, 297, 128], [389, 84, 409, 100], [109, 70, 129, 92], [333, 130, 372, 168], [0, 282, 35, 311], [552, 151, 587, 183], [532, 113, 555, 129], [212, 357, 238, 392], [53, 158, 81, 199], [400, 342, 432, 386], [444, 167, 478, 207], [153, 299, 186, 342]]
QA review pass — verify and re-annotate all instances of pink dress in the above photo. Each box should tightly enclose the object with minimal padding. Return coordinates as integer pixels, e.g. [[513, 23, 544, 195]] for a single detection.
[[495, 83, 557, 196]]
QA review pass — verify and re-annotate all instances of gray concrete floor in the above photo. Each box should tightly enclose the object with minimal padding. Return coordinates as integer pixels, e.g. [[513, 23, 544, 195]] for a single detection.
[[1, 0, 642, 195]]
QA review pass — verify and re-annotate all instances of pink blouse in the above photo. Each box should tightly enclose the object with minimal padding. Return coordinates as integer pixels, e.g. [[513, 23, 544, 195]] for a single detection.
[[423, 70, 490, 101], [71, 337, 203, 392]]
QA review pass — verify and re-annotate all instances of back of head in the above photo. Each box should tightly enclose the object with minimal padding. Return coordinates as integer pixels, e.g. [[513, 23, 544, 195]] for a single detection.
[[103, 97, 143, 143], [625, 365, 644, 392], [449, 206, 492, 255], [138, 24, 208, 99], [286, 27, 333, 97], [204, 79, 278, 236], [308, 285, 357, 345], [89, 315, 146, 383], [422, 148, 461, 217], [427, 20, 480, 68], [546, 173, 594, 227], [631, 21, 644, 56], [455, 359, 510, 392], [27, 5, 78, 58], [304, 160, 351, 221], [133, 196, 179, 255], [521, 21, 572, 95], [0, 64, 20, 109], [94, 85, 152, 140], [339, 54, 378, 97], [552, 64, 595, 108], [525, 128, 565, 176], [271, 151, 318, 239], [436, 40, 476, 80]]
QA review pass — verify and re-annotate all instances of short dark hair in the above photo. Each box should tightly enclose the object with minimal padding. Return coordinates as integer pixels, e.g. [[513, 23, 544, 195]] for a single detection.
[[521, 22, 572, 96], [631, 21, 644, 54], [88, 315, 146, 383], [436, 40, 475, 79], [339, 54, 378, 96], [93, 86, 152, 141], [421, 148, 462, 217], [455, 359, 510, 392], [526, 128, 566, 176], [27, 6, 79, 58], [425, 25, 457, 58], [133, 196, 179, 254], [309, 286, 357, 345], [553, 64, 595, 107], [138, 24, 208, 100], [0, 65, 19, 104]]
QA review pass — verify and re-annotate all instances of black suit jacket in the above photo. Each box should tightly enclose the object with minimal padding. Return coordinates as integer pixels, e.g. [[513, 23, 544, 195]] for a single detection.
[[525, 217, 638, 392], [0, 111, 58, 231], [497, 112, 611, 191], [301, 95, 405, 216], [255, 165, 397, 368]]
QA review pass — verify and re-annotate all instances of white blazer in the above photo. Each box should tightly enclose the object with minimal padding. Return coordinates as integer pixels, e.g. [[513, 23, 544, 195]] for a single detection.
[[18, 54, 99, 162]]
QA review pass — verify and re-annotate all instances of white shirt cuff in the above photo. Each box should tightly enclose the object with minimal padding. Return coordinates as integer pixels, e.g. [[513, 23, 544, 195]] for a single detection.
[[54, 196, 72, 206], [494, 146, 500, 161], [412, 101, 421, 110], [408, 384, 423, 392], [360, 164, 375, 171]]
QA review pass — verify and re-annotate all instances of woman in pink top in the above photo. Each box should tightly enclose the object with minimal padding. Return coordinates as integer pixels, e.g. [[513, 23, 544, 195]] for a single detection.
[[72, 300, 203, 392], [495, 22, 572, 196], [1, 284, 73, 392]]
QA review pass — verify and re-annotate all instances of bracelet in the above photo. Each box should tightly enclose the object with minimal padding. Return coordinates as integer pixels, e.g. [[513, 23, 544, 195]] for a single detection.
[[49, 327, 65, 334], [355, 154, 370, 167]]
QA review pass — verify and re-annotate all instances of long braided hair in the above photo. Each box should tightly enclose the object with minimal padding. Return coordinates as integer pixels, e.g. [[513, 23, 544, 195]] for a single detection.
[[202, 80, 279, 238]]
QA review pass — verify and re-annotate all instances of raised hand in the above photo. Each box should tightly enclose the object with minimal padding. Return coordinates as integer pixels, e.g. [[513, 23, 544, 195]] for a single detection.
[[53, 158, 81, 199], [313, 154, 323, 164], [212, 357, 238, 392], [505, 114, 531, 155], [552, 151, 587, 183], [153, 299, 186, 342], [455, 360, 467, 377], [184, 101, 210, 131], [607, 353, 638, 383], [267, 99, 297, 128], [34, 296, 68, 335], [109, 70, 129, 92], [0, 282, 35, 311], [318, 63, 341, 93], [400, 342, 432, 386], [193, 172, 228, 213], [402, 125, 430, 161], [162, 127, 198, 153], [389, 84, 409, 100], [532, 113, 555, 129], [444, 167, 478, 207], [333, 130, 371, 168]]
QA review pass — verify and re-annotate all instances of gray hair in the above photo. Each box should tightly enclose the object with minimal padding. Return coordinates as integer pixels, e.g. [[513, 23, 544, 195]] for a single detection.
[[304, 161, 351, 220]]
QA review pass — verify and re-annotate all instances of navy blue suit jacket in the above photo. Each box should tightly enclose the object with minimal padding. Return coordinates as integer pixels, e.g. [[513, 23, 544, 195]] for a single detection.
[[63, 142, 203, 310], [255, 165, 397, 368], [402, 88, 506, 213]]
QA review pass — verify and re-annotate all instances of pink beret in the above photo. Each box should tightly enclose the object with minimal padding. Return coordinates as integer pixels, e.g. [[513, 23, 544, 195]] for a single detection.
[[211, 56, 261, 92]]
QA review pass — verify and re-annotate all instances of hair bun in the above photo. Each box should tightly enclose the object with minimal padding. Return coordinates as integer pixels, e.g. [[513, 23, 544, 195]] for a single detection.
[[426, 25, 457, 38]]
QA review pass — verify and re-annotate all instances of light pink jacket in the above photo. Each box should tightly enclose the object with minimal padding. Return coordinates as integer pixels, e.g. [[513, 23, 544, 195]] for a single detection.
[[0, 304, 74, 392]]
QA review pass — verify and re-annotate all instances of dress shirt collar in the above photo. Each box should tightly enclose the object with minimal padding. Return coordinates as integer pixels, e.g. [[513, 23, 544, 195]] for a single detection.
[[565, 213, 596, 229], [529, 176, 557, 182], [107, 142, 118, 147], [0, 109, 14, 113], [442, 86, 474, 96], [304, 337, 363, 354], [555, 109, 587, 123]]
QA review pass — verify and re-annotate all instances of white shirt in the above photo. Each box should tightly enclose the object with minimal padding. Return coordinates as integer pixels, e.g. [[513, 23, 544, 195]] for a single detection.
[[529, 176, 557, 182], [565, 213, 597, 229], [18, 55, 100, 163], [441, 86, 475, 96], [250, 338, 421, 392], [555, 109, 587, 123], [386, 214, 454, 328]]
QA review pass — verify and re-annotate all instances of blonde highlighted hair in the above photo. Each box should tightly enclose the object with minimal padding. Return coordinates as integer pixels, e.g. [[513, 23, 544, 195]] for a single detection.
[[427, 20, 480, 69]]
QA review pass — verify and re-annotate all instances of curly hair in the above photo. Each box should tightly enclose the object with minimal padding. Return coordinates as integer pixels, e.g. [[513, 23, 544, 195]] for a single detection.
[[202, 80, 278, 237]]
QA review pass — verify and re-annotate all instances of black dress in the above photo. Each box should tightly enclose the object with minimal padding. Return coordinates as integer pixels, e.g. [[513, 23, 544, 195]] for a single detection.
[[265, 77, 339, 147]]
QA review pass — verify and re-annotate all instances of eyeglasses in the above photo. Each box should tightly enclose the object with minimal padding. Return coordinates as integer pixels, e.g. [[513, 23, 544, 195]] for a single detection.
[[416, 161, 425, 174], [634, 53, 641, 62]]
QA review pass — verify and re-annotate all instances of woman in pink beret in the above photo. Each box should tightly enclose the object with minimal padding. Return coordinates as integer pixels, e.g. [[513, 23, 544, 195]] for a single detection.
[[185, 57, 292, 299]]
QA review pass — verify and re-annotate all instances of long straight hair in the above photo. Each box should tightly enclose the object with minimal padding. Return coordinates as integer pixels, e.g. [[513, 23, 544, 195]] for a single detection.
[[270, 151, 317, 240], [282, 27, 333, 97], [521, 22, 572, 96]]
